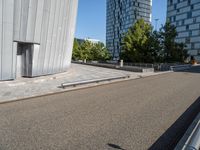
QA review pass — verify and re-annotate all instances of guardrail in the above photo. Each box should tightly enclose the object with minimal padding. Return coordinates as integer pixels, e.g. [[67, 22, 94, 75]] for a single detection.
[[175, 113, 200, 150], [170, 65, 192, 71], [72, 61, 154, 73], [72, 60, 192, 72], [185, 122, 200, 150], [61, 75, 130, 88]]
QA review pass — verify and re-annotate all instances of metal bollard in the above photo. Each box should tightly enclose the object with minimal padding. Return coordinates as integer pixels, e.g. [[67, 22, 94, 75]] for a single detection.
[[120, 60, 124, 67]]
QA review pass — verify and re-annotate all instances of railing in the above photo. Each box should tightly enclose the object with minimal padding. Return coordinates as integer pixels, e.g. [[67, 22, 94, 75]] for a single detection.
[[185, 122, 200, 150], [72, 60, 191, 71], [175, 114, 200, 150], [170, 64, 192, 71], [61, 75, 130, 88], [123, 62, 154, 68]]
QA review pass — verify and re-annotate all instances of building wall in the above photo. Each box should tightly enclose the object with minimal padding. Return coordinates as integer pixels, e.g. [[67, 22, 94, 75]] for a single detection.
[[106, 0, 152, 60], [0, 0, 78, 80], [0, 0, 15, 80], [167, 0, 200, 61]]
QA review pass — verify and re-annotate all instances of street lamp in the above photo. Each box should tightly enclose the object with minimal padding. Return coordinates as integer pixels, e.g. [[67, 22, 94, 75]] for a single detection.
[[155, 19, 159, 31]]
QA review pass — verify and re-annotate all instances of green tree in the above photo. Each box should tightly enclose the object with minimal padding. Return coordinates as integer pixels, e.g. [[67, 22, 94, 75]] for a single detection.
[[72, 39, 80, 60], [145, 30, 163, 63], [72, 39, 111, 61], [121, 19, 156, 63], [174, 43, 188, 62], [160, 21, 188, 62], [79, 40, 93, 60], [120, 20, 188, 63], [90, 42, 111, 61]]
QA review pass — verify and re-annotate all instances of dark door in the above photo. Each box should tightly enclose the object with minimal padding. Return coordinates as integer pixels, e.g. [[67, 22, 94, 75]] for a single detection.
[[16, 43, 33, 77]]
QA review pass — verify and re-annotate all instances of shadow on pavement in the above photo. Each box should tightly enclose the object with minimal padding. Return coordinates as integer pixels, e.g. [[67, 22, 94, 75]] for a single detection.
[[107, 143, 126, 150], [149, 96, 200, 150]]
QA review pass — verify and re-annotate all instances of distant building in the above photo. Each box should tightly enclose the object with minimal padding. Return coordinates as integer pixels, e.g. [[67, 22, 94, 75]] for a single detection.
[[0, 0, 78, 81], [167, 0, 200, 61], [76, 38, 101, 44], [86, 38, 101, 44], [106, 0, 152, 60]]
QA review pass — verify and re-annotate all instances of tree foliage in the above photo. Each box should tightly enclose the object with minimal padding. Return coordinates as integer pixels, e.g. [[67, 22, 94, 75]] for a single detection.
[[120, 19, 188, 63], [160, 21, 188, 62], [72, 39, 111, 61]]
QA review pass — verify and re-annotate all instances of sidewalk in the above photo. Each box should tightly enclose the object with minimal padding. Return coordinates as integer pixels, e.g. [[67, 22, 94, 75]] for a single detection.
[[0, 63, 171, 103]]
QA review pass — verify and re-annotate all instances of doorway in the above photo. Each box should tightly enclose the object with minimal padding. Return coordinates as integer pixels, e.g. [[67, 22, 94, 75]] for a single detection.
[[16, 43, 33, 78]]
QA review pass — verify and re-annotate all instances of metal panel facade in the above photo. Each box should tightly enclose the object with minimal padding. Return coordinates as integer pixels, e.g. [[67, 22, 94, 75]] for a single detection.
[[0, 0, 78, 80], [106, 0, 152, 60]]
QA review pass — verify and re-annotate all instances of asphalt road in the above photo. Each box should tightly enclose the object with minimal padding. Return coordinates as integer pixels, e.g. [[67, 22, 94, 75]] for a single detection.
[[0, 66, 200, 150]]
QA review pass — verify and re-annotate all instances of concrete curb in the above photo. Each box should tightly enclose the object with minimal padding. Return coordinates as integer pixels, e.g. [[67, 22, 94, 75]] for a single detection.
[[0, 71, 172, 105]]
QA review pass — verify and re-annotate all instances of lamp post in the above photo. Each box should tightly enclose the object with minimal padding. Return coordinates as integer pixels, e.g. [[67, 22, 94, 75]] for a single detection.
[[155, 19, 159, 31]]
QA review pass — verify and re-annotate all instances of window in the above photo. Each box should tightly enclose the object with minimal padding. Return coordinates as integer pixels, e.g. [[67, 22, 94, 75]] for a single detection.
[[186, 37, 190, 43], [191, 43, 195, 49], [191, 5, 194, 10], [198, 50, 200, 55], [187, 12, 192, 18], [173, 16, 176, 22], [169, 0, 173, 5], [189, 30, 192, 36], [182, 20, 184, 26], [193, 18, 196, 23], [186, 25, 189, 30]]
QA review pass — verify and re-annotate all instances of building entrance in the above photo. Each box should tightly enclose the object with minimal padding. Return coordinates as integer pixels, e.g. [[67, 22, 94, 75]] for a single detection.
[[16, 43, 33, 78]]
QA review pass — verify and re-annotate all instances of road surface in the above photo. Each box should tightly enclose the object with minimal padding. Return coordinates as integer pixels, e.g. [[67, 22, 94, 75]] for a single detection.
[[0, 66, 200, 150]]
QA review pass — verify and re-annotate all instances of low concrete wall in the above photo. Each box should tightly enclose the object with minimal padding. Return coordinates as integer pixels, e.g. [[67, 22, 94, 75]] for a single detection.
[[122, 66, 154, 73], [72, 61, 154, 73]]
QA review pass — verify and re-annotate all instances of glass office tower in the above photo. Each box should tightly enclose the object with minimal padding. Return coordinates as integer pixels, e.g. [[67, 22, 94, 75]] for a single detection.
[[167, 0, 200, 61], [106, 0, 152, 60]]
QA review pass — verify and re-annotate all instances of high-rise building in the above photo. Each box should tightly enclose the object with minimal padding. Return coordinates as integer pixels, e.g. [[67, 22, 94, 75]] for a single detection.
[[106, 0, 152, 60], [0, 0, 78, 81], [167, 0, 200, 61]]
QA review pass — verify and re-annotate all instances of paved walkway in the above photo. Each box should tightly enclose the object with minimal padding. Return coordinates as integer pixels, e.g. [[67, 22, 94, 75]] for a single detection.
[[0, 66, 199, 150], [0, 63, 168, 103]]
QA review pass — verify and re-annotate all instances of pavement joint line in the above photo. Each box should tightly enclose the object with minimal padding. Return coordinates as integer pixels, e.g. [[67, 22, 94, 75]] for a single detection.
[[0, 70, 173, 105]]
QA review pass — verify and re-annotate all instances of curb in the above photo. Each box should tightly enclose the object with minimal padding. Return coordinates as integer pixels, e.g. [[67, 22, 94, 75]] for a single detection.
[[0, 71, 172, 105]]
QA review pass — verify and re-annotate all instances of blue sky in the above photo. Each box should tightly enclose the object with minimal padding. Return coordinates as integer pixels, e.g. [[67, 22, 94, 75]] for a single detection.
[[75, 0, 167, 43]]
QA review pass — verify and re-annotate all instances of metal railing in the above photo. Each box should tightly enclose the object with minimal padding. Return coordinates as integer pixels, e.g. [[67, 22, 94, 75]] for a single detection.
[[61, 75, 130, 88], [185, 122, 200, 150], [175, 114, 200, 150], [170, 64, 192, 71], [72, 60, 191, 71]]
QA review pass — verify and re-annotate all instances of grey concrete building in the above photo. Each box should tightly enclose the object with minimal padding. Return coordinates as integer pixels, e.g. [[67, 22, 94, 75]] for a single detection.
[[167, 0, 200, 61], [106, 0, 152, 60], [0, 0, 78, 81]]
